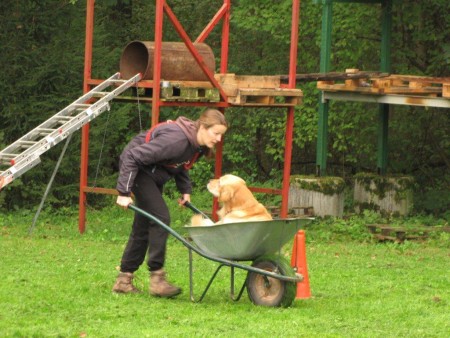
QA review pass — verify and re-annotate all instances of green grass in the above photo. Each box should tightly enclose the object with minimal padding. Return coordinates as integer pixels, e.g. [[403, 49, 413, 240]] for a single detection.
[[1, 205, 449, 337]]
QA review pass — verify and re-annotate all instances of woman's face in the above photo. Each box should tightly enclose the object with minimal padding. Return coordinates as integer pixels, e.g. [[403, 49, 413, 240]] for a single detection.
[[197, 124, 227, 148]]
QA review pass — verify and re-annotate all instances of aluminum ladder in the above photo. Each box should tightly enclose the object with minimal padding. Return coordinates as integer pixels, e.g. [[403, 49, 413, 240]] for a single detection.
[[0, 72, 141, 190]]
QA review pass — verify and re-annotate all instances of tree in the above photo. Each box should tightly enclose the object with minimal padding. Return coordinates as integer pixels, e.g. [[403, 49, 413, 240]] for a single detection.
[[0, 0, 448, 215]]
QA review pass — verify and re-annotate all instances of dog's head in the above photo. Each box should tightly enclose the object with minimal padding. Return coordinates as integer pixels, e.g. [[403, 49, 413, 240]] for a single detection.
[[206, 174, 272, 222], [207, 174, 249, 203]]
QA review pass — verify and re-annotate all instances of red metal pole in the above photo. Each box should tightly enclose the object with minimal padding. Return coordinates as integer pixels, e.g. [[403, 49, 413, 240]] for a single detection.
[[280, 0, 300, 218], [212, 0, 231, 219], [151, 0, 165, 127], [78, 0, 95, 233], [288, 0, 300, 89], [163, 2, 228, 101], [195, 3, 228, 43], [220, 0, 231, 74]]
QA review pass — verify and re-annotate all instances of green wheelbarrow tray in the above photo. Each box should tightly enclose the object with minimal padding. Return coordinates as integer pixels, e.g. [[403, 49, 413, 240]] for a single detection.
[[128, 204, 314, 307], [184, 218, 313, 261]]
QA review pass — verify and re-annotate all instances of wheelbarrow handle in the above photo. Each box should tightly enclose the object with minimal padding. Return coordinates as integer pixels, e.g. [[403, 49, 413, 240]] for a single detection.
[[183, 201, 213, 222]]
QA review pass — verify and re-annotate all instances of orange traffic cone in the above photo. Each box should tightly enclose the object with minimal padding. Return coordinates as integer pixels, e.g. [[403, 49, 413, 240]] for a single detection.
[[290, 230, 311, 299]]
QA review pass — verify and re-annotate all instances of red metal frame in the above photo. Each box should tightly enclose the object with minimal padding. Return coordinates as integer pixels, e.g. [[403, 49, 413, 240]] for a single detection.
[[78, 0, 95, 233], [78, 0, 300, 232]]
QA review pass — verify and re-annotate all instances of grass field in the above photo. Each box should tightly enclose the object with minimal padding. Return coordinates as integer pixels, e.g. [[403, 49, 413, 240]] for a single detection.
[[1, 205, 449, 337]]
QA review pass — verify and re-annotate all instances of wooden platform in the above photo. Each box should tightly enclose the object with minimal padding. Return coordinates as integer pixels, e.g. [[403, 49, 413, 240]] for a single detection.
[[160, 83, 220, 102], [290, 206, 314, 217], [317, 69, 450, 98], [267, 206, 314, 218], [230, 88, 302, 106], [155, 74, 303, 106], [215, 73, 303, 107], [366, 224, 450, 243]]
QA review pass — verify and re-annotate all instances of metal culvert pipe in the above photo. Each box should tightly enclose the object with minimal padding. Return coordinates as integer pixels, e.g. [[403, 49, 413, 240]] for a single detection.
[[119, 41, 216, 81]]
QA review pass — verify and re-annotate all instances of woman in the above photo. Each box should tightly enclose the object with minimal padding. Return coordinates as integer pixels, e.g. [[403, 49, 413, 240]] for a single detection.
[[113, 108, 227, 297]]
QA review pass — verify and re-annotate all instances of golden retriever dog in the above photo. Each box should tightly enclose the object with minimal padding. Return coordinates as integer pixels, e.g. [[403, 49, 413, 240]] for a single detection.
[[191, 174, 272, 226]]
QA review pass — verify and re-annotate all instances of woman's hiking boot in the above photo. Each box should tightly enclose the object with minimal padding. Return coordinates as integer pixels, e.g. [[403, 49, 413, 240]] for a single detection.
[[112, 272, 141, 293], [150, 269, 181, 298]]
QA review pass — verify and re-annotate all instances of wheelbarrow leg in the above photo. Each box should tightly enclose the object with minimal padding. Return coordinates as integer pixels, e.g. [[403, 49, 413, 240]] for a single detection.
[[188, 249, 247, 303], [189, 248, 227, 302], [230, 266, 247, 302]]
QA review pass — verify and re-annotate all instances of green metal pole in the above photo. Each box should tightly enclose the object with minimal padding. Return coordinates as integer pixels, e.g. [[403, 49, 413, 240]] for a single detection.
[[316, 0, 333, 176], [377, 0, 392, 175]]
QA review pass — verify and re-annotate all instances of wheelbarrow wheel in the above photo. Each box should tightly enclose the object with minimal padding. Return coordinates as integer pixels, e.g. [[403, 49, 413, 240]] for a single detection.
[[246, 255, 296, 308]]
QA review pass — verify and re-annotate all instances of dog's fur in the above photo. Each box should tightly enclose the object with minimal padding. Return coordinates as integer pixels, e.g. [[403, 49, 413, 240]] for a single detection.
[[191, 174, 272, 226]]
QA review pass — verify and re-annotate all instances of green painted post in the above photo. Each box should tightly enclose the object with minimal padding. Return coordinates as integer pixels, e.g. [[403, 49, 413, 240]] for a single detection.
[[316, 0, 333, 176], [377, 0, 392, 175]]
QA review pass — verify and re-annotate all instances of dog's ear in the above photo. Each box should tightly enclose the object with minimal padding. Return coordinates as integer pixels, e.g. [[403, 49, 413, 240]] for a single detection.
[[219, 185, 234, 202]]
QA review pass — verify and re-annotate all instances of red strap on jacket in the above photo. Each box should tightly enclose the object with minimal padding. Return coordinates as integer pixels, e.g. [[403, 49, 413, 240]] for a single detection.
[[145, 120, 174, 143], [183, 152, 200, 170], [145, 120, 200, 170]]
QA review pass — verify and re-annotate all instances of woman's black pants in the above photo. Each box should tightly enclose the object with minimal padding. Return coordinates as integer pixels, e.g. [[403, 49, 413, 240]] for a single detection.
[[119, 171, 170, 273]]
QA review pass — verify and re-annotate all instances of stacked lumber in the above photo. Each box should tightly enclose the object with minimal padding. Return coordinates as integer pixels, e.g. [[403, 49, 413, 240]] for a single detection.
[[214, 73, 303, 106], [366, 224, 450, 243], [317, 69, 450, 98], [156, 74, 303, 106], [160, 82, 220, 102]]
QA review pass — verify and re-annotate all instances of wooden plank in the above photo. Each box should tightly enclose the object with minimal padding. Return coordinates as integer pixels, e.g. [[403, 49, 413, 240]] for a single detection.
[[388, 75, 450, 84], [235, 75, 280, 88], [443, 83, 450, 98], [214, 74, 282, 98], [160, 84, 220, 102], [317, 83, 382, 94], [231, 88, 303, 107], [367, 224, 450, 233], [367, 224, 378, 234], [317, 80, 335, 86], [166, 80, 213, 88], [364, 223, 450, 243], [290, 206, 314, 216], [162, 74, 283, 98], [409, 81, 431, 89], [372, 79, 392, 88], [229, 97, 302, 107], [318, 73, 449, 97], [280, 71, 390, 83], [383, 86, 442, 95], [344, 69, 363, 87], [318, 83, 443, 96], [214, 73, 238, 96], [345, 79, 364, 87], [238, 88, 302, 97], [214, 74, 281, 88], [391, 78, 405, 86]]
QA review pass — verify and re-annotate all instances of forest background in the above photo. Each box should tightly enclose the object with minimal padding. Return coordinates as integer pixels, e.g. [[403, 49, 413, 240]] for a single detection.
[[0, 0, 449, 216]]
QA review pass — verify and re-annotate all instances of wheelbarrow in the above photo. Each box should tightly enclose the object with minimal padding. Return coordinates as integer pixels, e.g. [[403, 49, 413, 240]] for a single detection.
[[128, 203, 313, 307]]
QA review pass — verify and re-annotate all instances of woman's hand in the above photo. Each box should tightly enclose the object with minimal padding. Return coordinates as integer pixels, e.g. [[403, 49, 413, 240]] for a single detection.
[[178, 194, 191, 206], [116, 195, 133, 209]]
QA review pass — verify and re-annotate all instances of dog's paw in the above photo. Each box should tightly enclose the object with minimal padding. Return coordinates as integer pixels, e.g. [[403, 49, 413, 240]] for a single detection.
[[190, 214, 203, 226], [190, 214, 214, 226]]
